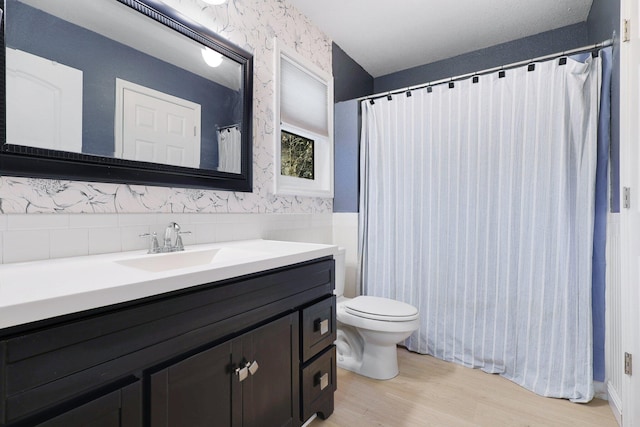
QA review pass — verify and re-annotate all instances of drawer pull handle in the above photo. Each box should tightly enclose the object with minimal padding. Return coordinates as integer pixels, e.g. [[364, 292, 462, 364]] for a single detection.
[[235, 365, 249, 382], [236, 360, 259, 382], [315, 319, 329, 335], [315, 372, 329, 390], [248, 360, 259, 376]]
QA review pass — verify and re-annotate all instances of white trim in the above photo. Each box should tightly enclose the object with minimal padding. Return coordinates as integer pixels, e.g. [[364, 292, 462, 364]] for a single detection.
[[608, 381, 623, 426], [606, 213, 623, 414], [273, 38, 334, 198], [618, 0, 640, 424], [277, 122, 333, 198]]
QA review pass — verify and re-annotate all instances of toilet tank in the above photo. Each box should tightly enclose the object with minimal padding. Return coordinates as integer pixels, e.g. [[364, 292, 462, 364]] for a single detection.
[[334, 247, 346, 297]]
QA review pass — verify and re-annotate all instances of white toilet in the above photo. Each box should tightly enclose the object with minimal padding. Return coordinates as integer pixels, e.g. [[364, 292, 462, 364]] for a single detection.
[[334, 248, 420, 380]]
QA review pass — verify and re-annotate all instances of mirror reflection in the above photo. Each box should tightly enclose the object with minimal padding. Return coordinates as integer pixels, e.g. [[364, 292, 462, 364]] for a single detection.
[[5, 0, 244, 173]]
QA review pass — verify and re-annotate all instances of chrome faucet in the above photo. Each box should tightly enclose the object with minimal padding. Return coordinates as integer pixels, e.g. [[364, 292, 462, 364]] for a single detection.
[[163, 221, 191, 252], [163, 222, 181, 250], [140, 222, 191, 254]]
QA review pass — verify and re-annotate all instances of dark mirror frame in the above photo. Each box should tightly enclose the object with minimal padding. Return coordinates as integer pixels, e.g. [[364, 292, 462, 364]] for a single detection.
[[0, 0, 253, 192]]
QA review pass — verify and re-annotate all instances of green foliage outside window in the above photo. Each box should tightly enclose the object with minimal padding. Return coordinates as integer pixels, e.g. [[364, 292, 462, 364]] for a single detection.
[[281, 130, 314, 180]]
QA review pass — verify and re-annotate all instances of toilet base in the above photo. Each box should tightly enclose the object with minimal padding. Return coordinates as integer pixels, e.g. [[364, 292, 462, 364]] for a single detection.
[[339, 342, 400, 380], [336, 326, 407, 380]]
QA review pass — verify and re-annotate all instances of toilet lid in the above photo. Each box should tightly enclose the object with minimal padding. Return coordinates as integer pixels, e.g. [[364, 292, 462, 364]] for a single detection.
[[344, 296, 419, 322]]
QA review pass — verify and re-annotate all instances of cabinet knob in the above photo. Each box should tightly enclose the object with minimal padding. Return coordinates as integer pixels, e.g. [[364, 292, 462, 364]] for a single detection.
[[315, 318, 329, 335]]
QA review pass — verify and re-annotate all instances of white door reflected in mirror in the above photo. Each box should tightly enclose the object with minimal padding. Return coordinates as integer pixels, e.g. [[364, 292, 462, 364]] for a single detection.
[[6, 48, 83, 153], [115, 79, 201, 168]]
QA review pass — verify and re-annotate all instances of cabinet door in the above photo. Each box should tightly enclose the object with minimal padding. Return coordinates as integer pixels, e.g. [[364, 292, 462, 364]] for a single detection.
[[149, 314, 298, 427], [150, 341, 236, 427], [37, 381, 142, 427], [242, 314, 298, 427]]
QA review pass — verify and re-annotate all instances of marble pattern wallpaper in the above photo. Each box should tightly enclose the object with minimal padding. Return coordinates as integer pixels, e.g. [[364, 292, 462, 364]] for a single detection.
[[0, 0, 333, 214]]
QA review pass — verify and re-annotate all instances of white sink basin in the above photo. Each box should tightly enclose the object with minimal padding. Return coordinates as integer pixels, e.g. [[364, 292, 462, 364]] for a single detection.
[[116, 248, 221, 272]]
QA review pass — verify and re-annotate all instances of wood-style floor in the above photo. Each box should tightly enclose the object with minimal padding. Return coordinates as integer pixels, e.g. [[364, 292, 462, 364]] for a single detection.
[[310, 348, 617, 427]]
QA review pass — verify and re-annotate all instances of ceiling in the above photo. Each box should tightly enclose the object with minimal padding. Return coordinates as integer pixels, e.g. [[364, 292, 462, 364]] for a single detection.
[[286, 0, 594, 78]]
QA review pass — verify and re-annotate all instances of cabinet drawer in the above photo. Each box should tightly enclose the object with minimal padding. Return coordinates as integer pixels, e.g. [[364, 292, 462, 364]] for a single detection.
[[301, 346, 336, 422], [301, 296, 336, 362]]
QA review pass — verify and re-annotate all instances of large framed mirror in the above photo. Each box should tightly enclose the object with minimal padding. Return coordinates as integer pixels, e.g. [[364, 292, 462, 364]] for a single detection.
[[0, 0, 253, 191]]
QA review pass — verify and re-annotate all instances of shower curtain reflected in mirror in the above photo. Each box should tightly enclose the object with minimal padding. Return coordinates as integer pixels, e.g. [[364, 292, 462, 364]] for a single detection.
[[217, 126, 241, 173], [359, 49, 611, 402]]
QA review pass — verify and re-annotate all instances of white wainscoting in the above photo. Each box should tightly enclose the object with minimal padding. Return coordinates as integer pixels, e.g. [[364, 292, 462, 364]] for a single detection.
[[332, 212, 359, 297]]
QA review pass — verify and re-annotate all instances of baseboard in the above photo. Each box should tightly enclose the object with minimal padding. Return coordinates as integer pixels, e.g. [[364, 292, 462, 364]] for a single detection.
[[607, 381, 623, 426]]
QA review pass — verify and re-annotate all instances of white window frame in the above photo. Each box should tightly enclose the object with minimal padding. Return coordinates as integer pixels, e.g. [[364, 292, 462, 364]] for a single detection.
[[274, 39, 334, 198]]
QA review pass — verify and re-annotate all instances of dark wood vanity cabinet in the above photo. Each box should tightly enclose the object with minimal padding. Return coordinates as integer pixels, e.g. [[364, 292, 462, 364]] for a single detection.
[[0, 257, 335, 427], [150, 314, 298, 427]]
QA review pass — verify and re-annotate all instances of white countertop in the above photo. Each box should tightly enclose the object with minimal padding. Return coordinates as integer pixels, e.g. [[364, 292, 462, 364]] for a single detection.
[[0, 239, 338, 329]]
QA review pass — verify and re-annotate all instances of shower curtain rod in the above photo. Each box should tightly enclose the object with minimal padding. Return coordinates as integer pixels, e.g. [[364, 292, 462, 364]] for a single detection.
[[358, 38, 614, 103]]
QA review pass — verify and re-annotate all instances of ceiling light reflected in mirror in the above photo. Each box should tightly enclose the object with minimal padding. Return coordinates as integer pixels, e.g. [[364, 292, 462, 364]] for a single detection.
[[201, 47, 223, 67]]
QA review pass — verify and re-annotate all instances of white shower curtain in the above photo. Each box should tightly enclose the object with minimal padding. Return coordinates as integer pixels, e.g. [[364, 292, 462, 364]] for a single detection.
[[359, 55, 601, 401]]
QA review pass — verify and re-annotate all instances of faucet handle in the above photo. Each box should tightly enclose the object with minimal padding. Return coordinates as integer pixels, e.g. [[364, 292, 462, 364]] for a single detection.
[[140, 232, 160, 254], [175, 231, 191, 251]]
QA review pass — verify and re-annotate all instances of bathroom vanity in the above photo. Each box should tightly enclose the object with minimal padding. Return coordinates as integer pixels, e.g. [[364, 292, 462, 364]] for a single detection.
[[0, 240, 337, 426]]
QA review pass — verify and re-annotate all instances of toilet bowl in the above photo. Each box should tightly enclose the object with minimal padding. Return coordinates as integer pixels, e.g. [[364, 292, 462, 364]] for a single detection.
[[334, 248, 419, 380]]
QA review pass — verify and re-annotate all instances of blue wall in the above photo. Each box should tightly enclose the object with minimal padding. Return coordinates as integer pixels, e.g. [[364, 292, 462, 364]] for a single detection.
[[333, 43, 374, 103], [334, 100, 360, 212], [7, 1, 240, 169], [587, 0, 620, 384], [588, 0, 621, 213], [332, 42, 373, 211]]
